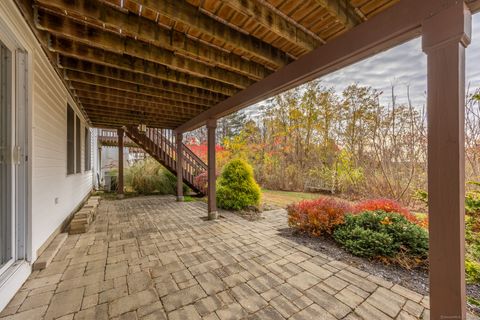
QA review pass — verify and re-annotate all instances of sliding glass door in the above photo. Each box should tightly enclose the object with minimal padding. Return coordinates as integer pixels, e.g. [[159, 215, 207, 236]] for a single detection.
[[0, 40, 12, 270]]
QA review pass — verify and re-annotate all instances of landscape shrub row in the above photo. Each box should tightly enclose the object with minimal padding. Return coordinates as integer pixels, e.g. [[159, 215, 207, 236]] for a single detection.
[[287, 197, 429, 265]]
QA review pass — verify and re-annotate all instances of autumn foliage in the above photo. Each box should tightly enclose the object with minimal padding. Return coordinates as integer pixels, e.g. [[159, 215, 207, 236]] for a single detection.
[[287, 197, 352, 236], [353, 199, 427, 228]]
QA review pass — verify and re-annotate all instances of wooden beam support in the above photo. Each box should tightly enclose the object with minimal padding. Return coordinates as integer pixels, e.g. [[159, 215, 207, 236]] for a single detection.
[[75, 92, 207, 113], [127, 0, 293, 69], [13, 0, 92, 124], [34, 0, 273, 78], [82, 104, 193, 120], [422, 2, 471, 319], [71, 83, 216, 108], [207, 119, 217, 220], [73, 87, 209, 111], [90, 117, 180, 129], [60, 61, 230, 100], [314, 0, 362, 28], [117, 128, 124, 198], [176, 132, 184, 202], [87, 112, 182, 127], [57, 52, 240, 96], [84, 109, 189, 123], [39, 19, 255, 89], [175, 0, 464, 132], [221, 0, 321, 51], [80, 100, 199, 119]]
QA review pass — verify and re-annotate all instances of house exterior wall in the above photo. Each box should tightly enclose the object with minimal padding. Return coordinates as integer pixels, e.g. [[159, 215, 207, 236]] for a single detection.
[[0, 0, 95, 310], [31, 51, 93, 260]]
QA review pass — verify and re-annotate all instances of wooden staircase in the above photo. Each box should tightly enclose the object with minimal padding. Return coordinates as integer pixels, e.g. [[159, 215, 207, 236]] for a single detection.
[[123, 126, 207, 195]]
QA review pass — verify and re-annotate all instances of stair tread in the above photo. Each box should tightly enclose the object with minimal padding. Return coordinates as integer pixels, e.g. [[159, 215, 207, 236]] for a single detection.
[[33, 233, 68, 271], [124, 126, 206, 195]]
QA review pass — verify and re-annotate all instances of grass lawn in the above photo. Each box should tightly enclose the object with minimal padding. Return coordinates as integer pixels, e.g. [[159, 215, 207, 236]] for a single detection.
[[261, 189, 321, 208]]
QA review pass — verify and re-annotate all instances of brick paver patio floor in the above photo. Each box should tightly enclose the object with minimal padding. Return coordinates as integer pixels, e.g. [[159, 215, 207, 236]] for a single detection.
[[0, 196, 432, 320]]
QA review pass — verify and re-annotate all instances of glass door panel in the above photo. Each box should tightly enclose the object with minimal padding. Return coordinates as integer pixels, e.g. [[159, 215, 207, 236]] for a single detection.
[[0, 41, 12, 269]]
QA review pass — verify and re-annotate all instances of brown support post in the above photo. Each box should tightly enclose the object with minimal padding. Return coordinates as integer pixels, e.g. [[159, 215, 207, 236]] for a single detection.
[[117, 128, 124, 199], [207, 119, 217, 220], [176, 132, 184, 202], [422, 3, 471, 319]]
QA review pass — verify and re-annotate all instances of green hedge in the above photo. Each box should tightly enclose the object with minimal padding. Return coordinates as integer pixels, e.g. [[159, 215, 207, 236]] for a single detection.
[[333, 210, 429, 259]]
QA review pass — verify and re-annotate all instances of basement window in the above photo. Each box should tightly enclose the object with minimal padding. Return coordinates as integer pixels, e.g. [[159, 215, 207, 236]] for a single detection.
[[66, 104, 75, 175], [84, 127, 91, 171], [75, 116, 81, 173]]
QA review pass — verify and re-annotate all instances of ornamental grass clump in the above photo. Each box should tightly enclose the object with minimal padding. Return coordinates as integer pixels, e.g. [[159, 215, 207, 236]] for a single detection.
[[125, 158, 185, 195], [333, 210, 429, 261], [287, 197, 352, 236], [216, 159, 261, 210]]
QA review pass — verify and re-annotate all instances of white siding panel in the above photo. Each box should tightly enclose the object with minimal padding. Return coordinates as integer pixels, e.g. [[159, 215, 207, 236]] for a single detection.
[[31, 49, 92, 260], [0, 0, 94, 263]]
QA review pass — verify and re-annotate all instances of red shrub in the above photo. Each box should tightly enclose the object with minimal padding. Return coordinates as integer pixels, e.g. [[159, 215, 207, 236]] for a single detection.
[[352, 199, 427, 228], [193, 171, 220, 194], [194, 171, 208, 192], [287, 197, 352, 236]]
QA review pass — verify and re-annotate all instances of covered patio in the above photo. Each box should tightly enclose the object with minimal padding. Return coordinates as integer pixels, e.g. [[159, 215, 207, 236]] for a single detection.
[[0, 196, 432, 320], [0, 0, 478, 318]]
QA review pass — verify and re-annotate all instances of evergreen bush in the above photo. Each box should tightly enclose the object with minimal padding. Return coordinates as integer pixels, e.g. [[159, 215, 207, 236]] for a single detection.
[[333, 210, 429, 259], [216, 159, 261, 210]]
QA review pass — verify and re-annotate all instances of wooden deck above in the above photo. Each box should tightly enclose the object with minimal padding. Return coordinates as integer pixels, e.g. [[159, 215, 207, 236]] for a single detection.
[[15, 0, 398, 129]]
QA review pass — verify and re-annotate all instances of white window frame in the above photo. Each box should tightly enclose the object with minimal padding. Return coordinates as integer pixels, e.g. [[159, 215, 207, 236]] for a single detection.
[[0, 17, 30, 283]]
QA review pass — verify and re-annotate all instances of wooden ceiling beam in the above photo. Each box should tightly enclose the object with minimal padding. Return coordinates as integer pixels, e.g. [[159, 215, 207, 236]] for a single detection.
[[54, 48, 240, 96], [76, 94, 206, 114], [60, 57, 232, 99], [67, 76, 220, 107], [14, 0, 92, 124], [85, 109, 185, 121], [126, 0, 293, 68], [91, 115, 180, 128], [34, 0, 273, 79], [80, 98, 200, 117], [84, 106, 188, 123], [84, 109, 188, 122], [221, 0, 323, 51], [37, 12, 255, 89], [76, 90, 206, 112], [174, 0, 446, 132], [89, 116, 180, 129], [314, 0, 363, 28], [85, 110, 187, 123], [71, 83, 215, 108]]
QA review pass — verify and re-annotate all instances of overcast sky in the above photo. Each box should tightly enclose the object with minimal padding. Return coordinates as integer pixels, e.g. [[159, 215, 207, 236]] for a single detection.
[[243, 13, 480, 117]]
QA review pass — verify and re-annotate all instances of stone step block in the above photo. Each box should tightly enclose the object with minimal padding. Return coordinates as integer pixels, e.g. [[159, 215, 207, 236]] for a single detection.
[[33, 233, 68, 270]]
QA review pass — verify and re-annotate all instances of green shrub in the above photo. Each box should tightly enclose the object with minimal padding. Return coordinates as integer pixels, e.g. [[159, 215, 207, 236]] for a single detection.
[[416, 185, 480, 279], [415, 183, 480, 215], [466, 189, 480, 215], [466, 259, 480, 284], [333, 211, 429, 259], [125, 158, 187, 195], [216, 159, 261, 210]]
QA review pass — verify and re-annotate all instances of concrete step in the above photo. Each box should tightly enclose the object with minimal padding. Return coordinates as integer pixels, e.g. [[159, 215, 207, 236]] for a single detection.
[[32, 233, 68, 271]]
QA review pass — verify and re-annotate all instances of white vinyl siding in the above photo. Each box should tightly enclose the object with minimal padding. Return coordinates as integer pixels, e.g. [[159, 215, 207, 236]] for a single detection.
[[0, 0, 94, 263]]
